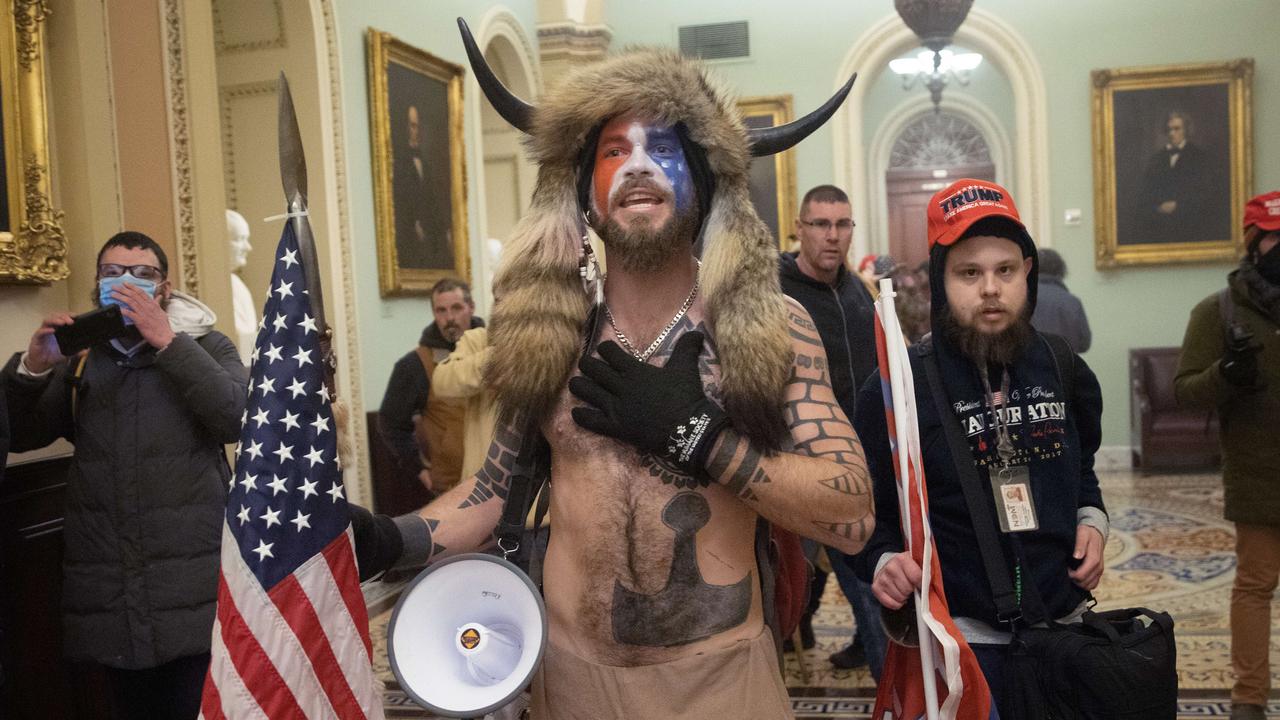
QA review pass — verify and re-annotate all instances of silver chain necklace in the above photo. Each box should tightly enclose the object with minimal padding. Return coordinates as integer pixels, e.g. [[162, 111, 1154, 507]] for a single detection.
[[603, 277, 700, 363]]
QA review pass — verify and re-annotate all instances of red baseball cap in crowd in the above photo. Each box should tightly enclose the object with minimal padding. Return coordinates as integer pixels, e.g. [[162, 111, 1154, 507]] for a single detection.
[[1243, 191, 1280, 232], [927, 178, 1027, 249]]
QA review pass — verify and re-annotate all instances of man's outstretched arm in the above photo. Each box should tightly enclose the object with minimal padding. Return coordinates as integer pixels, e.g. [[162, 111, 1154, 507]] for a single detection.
[[353, 422, 525, 580], [701, 301, 873, 554]]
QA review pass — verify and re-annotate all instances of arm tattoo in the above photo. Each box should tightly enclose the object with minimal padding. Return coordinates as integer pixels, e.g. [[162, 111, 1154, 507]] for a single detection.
[[708, 431, 771, 501], [818, 470, 870, 496], [458, 423, 522, 508], [423, 517, 447, 560], [813, 518, 871, 543]]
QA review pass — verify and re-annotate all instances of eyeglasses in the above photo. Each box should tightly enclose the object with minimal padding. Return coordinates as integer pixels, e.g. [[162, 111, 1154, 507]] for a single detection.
[[800, 219, 855, 233], [98, 263, 165, 280]]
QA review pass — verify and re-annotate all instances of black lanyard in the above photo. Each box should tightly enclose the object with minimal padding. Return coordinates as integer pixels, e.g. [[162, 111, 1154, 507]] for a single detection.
[[979, 365, 1015, 467]]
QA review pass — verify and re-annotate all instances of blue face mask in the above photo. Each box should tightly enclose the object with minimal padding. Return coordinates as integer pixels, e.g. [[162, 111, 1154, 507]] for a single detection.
[[98, 274, 158, 324]]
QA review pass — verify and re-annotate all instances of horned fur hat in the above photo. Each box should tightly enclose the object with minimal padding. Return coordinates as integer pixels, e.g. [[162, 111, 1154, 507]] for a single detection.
[[460, 20, 854, 451]]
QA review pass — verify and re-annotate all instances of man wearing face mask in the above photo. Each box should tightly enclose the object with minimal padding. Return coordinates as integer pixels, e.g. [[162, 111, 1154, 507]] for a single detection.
[[3, 231, 248, 720], [1175, 191, 1280, 720]]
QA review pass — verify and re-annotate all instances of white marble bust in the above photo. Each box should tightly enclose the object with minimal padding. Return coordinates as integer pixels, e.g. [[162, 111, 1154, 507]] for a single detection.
[[227, 209, 257, 364]]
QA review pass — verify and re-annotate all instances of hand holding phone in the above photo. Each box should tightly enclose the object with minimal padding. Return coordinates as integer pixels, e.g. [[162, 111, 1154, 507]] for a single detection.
[[24, 312, 77, 374], [51, 305, 127, 358]]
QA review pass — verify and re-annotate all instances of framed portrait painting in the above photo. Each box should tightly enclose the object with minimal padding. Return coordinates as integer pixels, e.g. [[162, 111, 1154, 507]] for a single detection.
[[1091, 59, 1252, 268], [0, 1, 66, 284], [367, 30, 468, 295], [738, 95, 797, 250]]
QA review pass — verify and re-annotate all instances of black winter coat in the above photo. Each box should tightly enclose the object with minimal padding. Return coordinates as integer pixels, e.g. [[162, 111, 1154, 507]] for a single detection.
[[4, 331, 248, 668], [852, 335, 1105, 626]]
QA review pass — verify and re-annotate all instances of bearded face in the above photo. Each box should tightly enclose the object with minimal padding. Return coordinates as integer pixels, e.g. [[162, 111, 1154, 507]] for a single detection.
[[590, 114, 698, 272], [940, 234, 1035, 366]]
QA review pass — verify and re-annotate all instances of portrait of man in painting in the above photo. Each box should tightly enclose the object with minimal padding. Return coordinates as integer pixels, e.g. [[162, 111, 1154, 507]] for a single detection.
[[387, 61, 455, 271], [1113, 84, 1231, 247]]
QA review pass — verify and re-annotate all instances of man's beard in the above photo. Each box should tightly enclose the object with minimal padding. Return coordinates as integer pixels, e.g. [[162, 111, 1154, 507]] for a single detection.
[[598, 187, 699, 273], [939, 302, 1034, 367]]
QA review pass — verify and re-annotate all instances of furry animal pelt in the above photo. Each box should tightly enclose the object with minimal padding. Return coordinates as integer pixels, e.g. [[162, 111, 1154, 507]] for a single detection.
[[485, 49, 792, 452]]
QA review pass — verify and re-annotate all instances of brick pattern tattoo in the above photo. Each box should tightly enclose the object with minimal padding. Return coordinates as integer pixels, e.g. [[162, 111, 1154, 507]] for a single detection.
[[785, 307, 872, 483], [458, 423, 523, 508]]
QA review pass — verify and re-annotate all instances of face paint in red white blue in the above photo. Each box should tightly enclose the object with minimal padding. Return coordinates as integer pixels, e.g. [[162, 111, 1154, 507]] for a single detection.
[[592, 115, 694, 226]]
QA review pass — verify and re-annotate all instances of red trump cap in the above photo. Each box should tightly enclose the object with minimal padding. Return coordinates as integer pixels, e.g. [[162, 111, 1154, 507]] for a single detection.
[[1243, 191, 1280, 232], [927, 178, 1026, 249]]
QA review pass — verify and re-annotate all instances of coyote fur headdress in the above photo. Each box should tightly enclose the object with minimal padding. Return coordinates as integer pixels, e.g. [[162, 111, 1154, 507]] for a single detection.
[[459, 20, 854, 451]]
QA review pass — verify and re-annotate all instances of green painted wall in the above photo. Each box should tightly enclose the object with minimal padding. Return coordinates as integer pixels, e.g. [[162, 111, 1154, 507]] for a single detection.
[[332, 2, 538, 407], [332, 1, 1279, 450], [605, 0, 1280, 449]]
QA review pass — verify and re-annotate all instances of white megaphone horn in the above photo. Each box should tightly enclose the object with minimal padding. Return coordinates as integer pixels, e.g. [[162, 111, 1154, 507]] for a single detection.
[[388, 553, 547, 718]]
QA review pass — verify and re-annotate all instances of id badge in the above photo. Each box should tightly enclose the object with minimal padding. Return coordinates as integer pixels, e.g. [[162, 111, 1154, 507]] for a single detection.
[[990, 465, 1038, 533]]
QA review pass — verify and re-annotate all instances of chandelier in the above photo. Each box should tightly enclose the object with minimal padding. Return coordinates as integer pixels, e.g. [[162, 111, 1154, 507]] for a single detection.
[[891, 0, 980, 112]]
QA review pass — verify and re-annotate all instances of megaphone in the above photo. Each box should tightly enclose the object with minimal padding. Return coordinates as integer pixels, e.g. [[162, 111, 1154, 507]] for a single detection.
[[388, 553, 547, 718]]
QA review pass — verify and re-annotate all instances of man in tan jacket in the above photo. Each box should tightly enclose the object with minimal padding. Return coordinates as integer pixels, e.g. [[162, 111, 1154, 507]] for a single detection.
[[377, 278, 483, 495], [431, 325, 495, 481]]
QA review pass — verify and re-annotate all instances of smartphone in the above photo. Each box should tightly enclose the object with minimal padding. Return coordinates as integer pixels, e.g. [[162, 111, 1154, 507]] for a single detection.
[[54, 305, 127, 356]]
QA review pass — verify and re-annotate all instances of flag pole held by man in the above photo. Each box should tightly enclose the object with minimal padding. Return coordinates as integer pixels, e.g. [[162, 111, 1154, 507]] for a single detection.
[[871, 281, 993, 720], [198, 75, 384, 720]]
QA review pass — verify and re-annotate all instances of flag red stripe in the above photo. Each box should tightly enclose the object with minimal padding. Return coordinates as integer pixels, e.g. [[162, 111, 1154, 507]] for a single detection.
[[215, 574, 309, 720], [321, 530, 374, 659], [199, 668, 227, 720], [269, 573, 368, 720]]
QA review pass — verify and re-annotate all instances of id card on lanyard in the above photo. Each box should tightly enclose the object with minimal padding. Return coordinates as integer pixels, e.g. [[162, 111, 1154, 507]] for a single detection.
[[982, 367, 1038, 533]]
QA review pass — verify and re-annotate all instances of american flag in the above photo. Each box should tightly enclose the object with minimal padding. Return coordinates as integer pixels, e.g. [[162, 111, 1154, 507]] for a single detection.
[[871, 281, 994, 720], [200, 219, 385, 719]]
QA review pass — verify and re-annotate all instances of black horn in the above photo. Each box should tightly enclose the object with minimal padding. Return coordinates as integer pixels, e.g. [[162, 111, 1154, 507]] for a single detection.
[[458, 18, 535, 133], [748, 74, 857, 157]]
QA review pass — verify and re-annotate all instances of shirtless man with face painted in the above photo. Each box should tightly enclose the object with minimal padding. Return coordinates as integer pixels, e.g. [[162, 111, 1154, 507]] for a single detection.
[[354, 43, 872, 720]]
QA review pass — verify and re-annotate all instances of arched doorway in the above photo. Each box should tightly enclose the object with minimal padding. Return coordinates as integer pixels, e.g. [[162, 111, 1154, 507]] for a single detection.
[[885, 111, 994, 268], [470, 8, 540, 316]]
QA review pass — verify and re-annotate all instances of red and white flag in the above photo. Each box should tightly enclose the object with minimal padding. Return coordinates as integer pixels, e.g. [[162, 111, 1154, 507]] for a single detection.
[[199, 219, 384, 719], [872, 279, 994, 720]]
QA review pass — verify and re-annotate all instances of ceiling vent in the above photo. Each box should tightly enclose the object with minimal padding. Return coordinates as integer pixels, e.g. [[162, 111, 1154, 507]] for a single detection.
[[678, 21, 749, 61]]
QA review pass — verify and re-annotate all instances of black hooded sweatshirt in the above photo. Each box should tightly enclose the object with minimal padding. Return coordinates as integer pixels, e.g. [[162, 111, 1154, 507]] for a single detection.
[[852, 233, 1106, 627], [778, 252, 877, 417]]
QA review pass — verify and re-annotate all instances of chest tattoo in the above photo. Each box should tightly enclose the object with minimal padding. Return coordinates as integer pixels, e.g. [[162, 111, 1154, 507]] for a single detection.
[[611, 492, 752, 647]]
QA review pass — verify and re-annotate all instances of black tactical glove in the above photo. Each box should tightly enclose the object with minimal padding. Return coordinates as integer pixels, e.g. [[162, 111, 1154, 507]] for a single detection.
[[570, 331, 729, 475], [1219, 324, 1263, 388], [349, 503, 403, 582]]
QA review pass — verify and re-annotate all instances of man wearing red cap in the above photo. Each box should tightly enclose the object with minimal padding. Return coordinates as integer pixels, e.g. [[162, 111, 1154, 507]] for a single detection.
[[852, 179, 1108, 711], [1175, 191, 1280, 720]]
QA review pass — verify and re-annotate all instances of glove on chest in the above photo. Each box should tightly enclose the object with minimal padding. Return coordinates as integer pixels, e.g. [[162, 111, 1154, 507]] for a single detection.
[[569, 331, 729, 476]]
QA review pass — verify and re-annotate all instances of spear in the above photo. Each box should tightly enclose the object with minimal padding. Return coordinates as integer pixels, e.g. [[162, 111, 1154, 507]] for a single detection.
[[277, 72, 336, 394]]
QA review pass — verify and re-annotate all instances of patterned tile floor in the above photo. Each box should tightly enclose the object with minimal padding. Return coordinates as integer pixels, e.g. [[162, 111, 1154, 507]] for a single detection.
[[371, 469, 1280, 718]]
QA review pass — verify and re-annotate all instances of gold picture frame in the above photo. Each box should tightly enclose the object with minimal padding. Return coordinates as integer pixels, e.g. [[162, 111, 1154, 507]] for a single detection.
[[738, 95, 797, 250], [367, 29, 468, 295], [0, 1, 66, 284], [1091, 59, 1252, 268]]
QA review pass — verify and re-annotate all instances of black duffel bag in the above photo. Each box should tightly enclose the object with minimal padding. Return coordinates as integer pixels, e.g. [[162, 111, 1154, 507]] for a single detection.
[[1005, 607, 1177, 719]]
